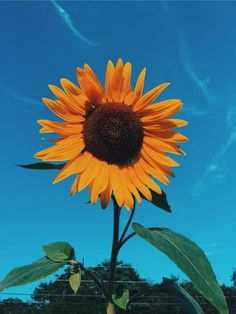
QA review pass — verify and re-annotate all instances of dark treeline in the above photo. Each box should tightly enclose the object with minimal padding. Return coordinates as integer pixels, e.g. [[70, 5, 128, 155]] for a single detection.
[[1, 261, 236, 314]]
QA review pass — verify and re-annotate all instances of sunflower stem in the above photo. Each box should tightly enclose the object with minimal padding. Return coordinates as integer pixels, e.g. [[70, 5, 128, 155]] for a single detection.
[[119, 227, 160, 249], [118, 200, 136, 246], [107, 196, 121, 310]]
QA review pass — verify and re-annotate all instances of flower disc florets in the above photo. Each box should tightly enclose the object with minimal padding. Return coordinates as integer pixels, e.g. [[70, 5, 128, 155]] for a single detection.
[[83, 103, 144, 165]]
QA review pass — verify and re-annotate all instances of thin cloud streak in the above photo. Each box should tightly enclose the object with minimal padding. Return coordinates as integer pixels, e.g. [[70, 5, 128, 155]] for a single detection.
[[0, 83, 41, 115], [157, 4, 213, 115], [182, 105, 208, 117], [193, 108, 236, 195], [227, 106, 236, 129], [0, 84, 41, 106], [177, 32, 214, 104], [51, 0, 98, 47]]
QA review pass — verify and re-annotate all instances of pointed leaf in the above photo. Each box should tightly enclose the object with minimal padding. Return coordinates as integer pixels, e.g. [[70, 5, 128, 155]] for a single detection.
[[132, 223, 228, 314], [112, 288, 129, 310], [161, 277, 204, 314], [18, 162, 65, 170], [43, 242, 75, 262], [69, 272, 81, 294], [0, 257, 65, 291], [141, 190, 171, 212]]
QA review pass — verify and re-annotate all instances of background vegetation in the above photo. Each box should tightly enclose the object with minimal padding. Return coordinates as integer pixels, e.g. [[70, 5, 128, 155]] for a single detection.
[[1, 261, 236, 314]]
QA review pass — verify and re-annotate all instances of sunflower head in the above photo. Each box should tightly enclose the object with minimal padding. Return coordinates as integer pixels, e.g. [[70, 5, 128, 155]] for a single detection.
[[83, 102, 144, 165], [35, 59, 188, 210]]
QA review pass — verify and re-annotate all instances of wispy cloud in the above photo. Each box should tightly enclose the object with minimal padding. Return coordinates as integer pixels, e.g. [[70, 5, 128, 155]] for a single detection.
[[193, 108, 236, 195], [51, 0, 97, 47], [157, 5, 213, 115], [227, 106, 236, 129], [182, 105, 208, 117], [0, 83, 41, 115], [0, 84, 41, 106], [177, 32, 214, 104]]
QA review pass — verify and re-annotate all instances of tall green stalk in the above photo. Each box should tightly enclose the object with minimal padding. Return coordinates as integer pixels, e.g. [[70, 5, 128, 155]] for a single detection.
[[107, 197, 121, 312], [106, 198, 136, 313]]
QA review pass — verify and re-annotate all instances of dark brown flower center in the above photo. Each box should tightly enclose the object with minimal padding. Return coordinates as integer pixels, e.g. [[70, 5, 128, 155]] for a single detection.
[[83, 103, 143, 165]]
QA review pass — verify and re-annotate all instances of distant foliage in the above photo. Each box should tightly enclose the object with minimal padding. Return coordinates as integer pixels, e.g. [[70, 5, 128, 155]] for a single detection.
[[1, 262, 236, 314]]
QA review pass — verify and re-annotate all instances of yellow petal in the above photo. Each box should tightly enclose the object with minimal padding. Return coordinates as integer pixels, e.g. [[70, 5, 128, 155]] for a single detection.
[[141, 99, 183, 122], [127, 166, 152, 201], [110, 164, 124, 207], [119, 62, 132, 102], [37, 120, 83, 135], [143, 136, 185, 155], [105, 60, 115, 102], [133, 83, 170, 113], [53, 152, 92, 183], [141, 149, 175, 178], [60, 78, 81, 96], [133, 161, 162, 195], [84, 64, 104, 97], [42, 98, 79, 122], [143, 119, 188, 131], [100, 181, 112, 209], [89, 162, 110, 203], [48, 84, 85, 116], [35, 135, 84, 162], [111, 58, 124, 103], [145, 129, 189, 143], [124, 91, 137, 106], [134, 68, 146, 100], [78, 157, 103, 191], [142, 143, 179, 167], [77, 68, 104, 104], [119, 168, 134, 209], [71, 174, 80, 196], [121, 168, 141, 204], [139, 157, 170, 185]]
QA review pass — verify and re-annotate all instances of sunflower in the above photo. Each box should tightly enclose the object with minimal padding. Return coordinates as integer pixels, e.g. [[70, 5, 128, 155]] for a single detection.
[[35, 59, 188, 210]]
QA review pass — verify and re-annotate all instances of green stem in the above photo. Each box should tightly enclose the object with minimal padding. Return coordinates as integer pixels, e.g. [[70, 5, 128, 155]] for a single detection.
[[118, 201, 136, 246], [118, 227, 159, 249], [107, 198, 136, 313], [108, 197, 121, 301]]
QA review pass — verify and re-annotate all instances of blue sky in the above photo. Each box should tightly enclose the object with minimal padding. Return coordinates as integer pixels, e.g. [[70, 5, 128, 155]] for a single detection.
[[1, 1, 236, 300]]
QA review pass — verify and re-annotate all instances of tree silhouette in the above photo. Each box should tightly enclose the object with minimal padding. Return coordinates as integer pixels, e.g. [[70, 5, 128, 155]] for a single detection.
[[1, 262, 236, 313]]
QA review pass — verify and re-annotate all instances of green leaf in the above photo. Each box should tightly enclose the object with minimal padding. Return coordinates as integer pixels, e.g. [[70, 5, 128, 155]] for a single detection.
[[141, 190, 171, 212], [69, 272, 81, 294], [0, 257, 65, 291], [112, 288, 129, 310], [132, 223, 228, 314], [18, 162, 65, 170], [43, 242, 75, 263], [161, 277, 204, 314]]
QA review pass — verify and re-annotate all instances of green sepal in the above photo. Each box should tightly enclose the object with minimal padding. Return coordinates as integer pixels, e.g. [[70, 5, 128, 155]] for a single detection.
[[42, 242, 76, 263], [141, 190, 171, 212], [112, 288, 129, 310], [0, 257, 65, 291], [161, 277, 204, 314], [132, 223, 228, 314], [18, 162, 65, 170]]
